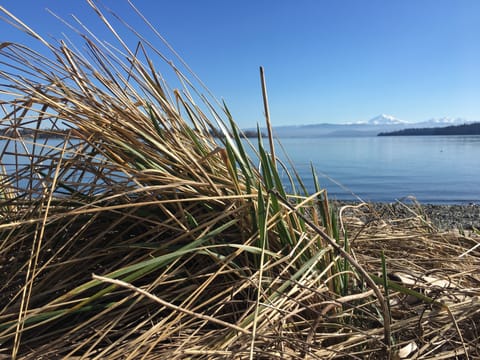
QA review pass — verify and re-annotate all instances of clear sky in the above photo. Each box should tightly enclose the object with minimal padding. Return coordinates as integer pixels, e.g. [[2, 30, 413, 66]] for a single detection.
[[2, 1, 480, 127]]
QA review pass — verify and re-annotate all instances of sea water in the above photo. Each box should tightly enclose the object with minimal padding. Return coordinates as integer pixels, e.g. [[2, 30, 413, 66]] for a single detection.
[[262, 135, 480, 204], [1, 135, 479, 204]]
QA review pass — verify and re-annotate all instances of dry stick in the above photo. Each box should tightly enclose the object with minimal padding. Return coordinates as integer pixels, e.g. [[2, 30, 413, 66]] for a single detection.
[[92, 274, 251, 336], [269, 189, 392, 350], [259, 66, 276, 169]]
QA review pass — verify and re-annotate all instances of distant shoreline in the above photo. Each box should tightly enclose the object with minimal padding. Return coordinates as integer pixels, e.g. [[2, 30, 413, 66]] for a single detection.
[[378, 122, 480, 136]]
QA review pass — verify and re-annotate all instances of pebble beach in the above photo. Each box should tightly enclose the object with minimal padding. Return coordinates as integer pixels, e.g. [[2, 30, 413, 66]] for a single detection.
[[421, 203, 480, 230], [333, 201, 480, 231]]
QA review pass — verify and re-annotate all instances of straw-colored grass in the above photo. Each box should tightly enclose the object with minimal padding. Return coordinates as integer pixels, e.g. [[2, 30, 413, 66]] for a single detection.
[[0, 2, 479, 359]]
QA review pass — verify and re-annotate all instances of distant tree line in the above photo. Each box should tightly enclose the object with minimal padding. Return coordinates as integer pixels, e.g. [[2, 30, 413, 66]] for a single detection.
[[378, 122, 480, 136], [0, 127, 73, 139], [1, 127, 266, 140], [208, 128, 266, 139]]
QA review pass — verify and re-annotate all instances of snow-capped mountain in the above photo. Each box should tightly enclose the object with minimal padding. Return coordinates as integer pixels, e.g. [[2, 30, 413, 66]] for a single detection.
[[422, 117, 469, 126], [366, 114, 408, 125], [251, 114, 477, 138], [249, 114, 474, 138]]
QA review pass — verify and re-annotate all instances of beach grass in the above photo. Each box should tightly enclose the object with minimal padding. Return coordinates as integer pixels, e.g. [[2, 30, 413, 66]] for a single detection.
[[0, 2, 479, 359]]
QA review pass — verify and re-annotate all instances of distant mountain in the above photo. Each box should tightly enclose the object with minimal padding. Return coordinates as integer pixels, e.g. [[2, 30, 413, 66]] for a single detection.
[[422, 117, 468, 125], [378, 122, 480, 136], [252, 114, 475, 138], [366, 114, 408, 125]]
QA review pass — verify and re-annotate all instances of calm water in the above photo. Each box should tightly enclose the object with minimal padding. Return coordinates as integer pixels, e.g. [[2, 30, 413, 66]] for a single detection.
[[2, 136, 479, 204], [264, 135, 480, 204]]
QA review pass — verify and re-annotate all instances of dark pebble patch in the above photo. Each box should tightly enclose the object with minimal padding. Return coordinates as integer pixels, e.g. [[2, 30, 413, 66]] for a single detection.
[[332, 201, 480, 230]]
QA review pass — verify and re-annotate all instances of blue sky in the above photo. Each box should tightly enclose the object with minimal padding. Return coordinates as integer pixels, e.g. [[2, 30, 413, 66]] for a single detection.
[[2, 1, 480, 127]]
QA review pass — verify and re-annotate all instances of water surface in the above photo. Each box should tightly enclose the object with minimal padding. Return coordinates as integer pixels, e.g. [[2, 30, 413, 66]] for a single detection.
[[2, 135, 479, 204], [266, 135, 480, 204]]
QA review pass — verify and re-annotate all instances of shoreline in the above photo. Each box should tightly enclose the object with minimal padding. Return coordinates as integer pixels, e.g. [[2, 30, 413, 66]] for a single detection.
[[332, 201, 480, 230]]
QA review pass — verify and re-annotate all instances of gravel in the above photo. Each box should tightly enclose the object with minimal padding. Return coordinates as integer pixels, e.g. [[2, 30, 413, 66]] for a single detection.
[[332, 201, 480, 230], [421, 204, 480, 230]]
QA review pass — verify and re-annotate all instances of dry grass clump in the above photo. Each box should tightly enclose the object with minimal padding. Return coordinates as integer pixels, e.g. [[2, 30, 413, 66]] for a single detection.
[[338, 203, 480, 358], [0, 2, 479, 359]]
